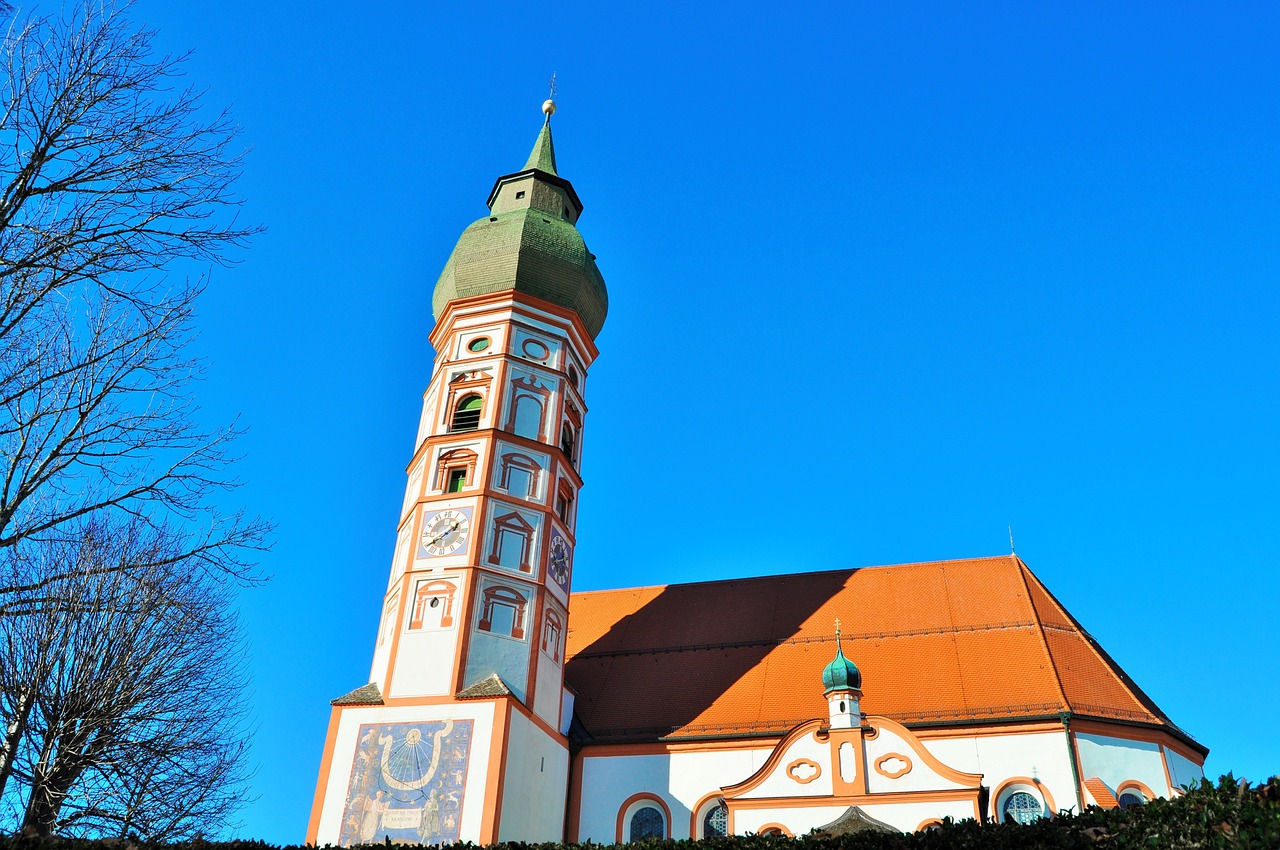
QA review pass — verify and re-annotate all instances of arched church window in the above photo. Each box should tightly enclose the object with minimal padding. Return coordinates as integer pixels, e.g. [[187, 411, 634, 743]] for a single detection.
[[1002, 791, 1044, 824], [498, 452, 541, 500], [542, 609, 563, 662], [560, 422, 576, 462], [1118, 790, 1145, 809], [451, 395, 483, 432], [702, 804, 728, 838], [436, 448, 477, 493], [487, 512, 535, 573], [629, 807, 664, 842], [477, 585, 527, 639]]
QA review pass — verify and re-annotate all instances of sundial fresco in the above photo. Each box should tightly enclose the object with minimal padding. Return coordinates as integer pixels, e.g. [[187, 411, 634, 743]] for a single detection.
[[339, 720, 474, 845]]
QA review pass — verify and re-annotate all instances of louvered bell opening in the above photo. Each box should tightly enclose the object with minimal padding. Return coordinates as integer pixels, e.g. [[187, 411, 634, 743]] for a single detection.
[[450, 396, 483, 432]]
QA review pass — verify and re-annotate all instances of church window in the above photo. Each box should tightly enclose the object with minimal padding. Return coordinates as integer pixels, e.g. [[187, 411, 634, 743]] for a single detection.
[[560, 422, 576, 462], [409, 580, 456, 630], [467, 337, 491, 353], [478, 585, 527, 639], [556, 486, 574, 526], [488, 512, 535, 573], [1002, 791, 1044, 824], [451, 395, 483, 432], [498, 452, 542, 500], [702, 804, 727, 838], [515, 191, 525, 199], [435, 449, 477, 493], [1118, 790, 1145, 809], [542, 610, 563, 662], [629, 807, 664, 842], [568, 365, 579, 388]]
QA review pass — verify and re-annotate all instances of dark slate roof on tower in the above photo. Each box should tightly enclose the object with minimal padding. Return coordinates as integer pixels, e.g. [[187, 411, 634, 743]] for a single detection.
[[563, 555, 1204, 755], [432, 102, 608, 338]]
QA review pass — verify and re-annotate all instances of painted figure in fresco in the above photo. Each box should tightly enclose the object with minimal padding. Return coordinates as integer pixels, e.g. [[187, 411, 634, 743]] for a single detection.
[[359, 790, 390, 843], [417, 789, 442, 843]]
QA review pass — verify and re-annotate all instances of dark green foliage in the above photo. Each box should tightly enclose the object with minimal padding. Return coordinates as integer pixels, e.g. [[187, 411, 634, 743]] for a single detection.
[[0, 775, 1275, 850]]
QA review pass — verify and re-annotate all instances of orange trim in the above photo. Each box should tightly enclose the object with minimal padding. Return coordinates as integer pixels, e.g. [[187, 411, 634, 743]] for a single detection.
[[432, 290, 600, 363], [615, 792, 672, 843], [566, 749, 586, 841], [992, 776, 1058, 821], [729, 787, 980, 810], [915, 818, 943, 832], [381, 572, 413, 695], [785, 758, 821, 785], [874, 752, 913, 780], [912, 720, 1066, 740], [479, 699, 513, 842], [304, 706, 343, 843], [1069, 718, 1206, 765], [721, 719, 824, 798], [689, 791, 726, 840], [866, 716, 984, 787], [754, 823, 792, 837], [1117, 779, 1156, 802], [1159, 744, 1176, 796]]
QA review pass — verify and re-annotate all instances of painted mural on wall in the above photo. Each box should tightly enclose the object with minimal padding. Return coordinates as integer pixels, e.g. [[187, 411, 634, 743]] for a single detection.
[[339, 720, 474, 846]]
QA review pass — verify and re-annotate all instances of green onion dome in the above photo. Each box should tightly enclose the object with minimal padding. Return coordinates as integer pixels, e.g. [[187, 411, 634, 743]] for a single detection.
[[822, 634, 862, 695], [432, 108, 609, 339]]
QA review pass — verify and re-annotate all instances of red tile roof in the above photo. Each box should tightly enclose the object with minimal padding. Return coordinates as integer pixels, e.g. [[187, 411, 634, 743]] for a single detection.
[[564, 556, 1197, 751], [1083, 777, 1119, 809]]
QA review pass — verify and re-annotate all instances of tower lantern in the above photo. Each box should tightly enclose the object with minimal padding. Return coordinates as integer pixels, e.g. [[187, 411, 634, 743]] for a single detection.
[[822, 620, 863, 729]]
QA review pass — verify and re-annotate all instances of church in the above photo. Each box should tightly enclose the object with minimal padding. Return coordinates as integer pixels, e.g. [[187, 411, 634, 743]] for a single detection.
[[305, 100, 1206, 845]]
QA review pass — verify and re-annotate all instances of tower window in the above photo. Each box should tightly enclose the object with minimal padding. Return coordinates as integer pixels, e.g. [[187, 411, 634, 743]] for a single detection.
[[560, 422, 576, 462], [515, 191, 525, 199], [467, 337, 491, 353], [446, 468, 467, 493], [556, 489, 574, 525], [451, 394, 483, 432]]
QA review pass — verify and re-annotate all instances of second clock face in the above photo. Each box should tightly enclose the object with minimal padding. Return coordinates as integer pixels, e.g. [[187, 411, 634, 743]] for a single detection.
[[548, 532, 571, 591], [420, 508, 471, 557]]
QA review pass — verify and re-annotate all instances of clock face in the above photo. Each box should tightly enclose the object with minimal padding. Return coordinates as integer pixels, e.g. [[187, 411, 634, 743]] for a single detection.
[[548, 532, 571, 591], [420, 508, 471, 557]]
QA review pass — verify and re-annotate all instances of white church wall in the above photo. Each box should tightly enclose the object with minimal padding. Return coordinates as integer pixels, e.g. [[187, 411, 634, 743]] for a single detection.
[[859, 800, 977, 833], [576, 747, 773, 841], [863, 724, 971, 794], [389, 627, 460, 697], [731, 804, 845, 836], [314, 702, 496, 846], [1166, 746, 1204, 793], [497, 710, 569, 841], [1074, 733, 1170, 798], [532, 639, 562, 728], [735, 729, 833, 799], [921, 731, 1076, 817]]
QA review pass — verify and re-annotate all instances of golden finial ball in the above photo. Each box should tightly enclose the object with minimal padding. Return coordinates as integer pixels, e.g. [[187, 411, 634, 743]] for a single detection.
[[542, 99, 557, 117]]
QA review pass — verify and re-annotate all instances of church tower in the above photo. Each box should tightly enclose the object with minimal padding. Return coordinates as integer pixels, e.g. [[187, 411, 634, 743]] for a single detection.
[[307, 99, 607, 846]]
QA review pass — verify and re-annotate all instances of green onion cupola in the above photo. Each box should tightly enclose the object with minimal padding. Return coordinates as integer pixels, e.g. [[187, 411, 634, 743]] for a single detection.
[[432, 99, 609, 338], [822, 622, 863, 695]]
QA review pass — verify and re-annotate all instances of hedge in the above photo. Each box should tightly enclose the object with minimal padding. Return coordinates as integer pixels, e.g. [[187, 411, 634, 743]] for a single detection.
[[3, 775, 1277, 850]]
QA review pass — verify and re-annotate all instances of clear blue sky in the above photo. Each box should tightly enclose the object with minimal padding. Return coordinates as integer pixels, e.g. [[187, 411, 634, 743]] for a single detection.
[[133, 1, 1280, 842]]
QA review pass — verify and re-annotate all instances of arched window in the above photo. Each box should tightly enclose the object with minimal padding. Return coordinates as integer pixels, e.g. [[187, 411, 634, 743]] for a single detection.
[[477, 585, 527, 639], [435, 448, 477, 493], [560, 422, 576, 462], [629, 807, 664, 842], [542, 609, 563, 662], [487, 512, 535, 573], [497, 452, 541, 500], [1002, 791, 1044, 824], [1118, 790, 1145, 809], [451, 394, 483, 432], [702, 804, 728, 838]]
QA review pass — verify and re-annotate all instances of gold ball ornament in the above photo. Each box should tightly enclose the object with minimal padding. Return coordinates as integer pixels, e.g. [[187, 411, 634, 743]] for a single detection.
[[542, 99, 557, 117]]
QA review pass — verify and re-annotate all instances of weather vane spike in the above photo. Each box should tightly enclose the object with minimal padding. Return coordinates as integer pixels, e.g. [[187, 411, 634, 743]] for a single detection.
[[1009, 525, 1016, 555], [548, 72, 557, 101]]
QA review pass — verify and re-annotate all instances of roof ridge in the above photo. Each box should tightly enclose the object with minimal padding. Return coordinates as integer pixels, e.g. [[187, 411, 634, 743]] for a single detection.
[[1016, 560, 1070, 712], [569, 554, 1021, 598]]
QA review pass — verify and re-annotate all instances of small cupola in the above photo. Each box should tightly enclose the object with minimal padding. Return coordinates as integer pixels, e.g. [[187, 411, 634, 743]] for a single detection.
[[823, 620, 863, 728]]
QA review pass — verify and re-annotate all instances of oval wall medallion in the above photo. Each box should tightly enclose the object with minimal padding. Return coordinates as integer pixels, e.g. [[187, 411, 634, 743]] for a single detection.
[[786, 758, 821, 784], [874, 753, 913, 780]]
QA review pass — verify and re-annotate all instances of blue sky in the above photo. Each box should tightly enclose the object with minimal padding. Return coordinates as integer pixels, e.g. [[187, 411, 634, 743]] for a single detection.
[[130, 1, 1280, 842]]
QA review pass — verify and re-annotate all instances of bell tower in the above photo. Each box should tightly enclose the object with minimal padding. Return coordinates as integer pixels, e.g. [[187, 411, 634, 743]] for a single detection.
[[307, 99, 608, 847]]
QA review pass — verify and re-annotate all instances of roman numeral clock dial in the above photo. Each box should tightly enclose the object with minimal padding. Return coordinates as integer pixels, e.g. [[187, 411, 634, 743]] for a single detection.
[[420, 509, 471, 556]]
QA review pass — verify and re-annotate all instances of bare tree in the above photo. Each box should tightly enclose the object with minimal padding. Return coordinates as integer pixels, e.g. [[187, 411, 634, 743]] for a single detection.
[[0, 0, 268, 599], [1, 516, 252, 839]]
